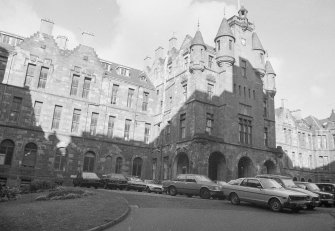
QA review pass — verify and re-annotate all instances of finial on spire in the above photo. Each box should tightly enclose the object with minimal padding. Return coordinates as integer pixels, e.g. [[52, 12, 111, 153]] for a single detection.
[[224, 7, 226, 17], [197, 18, 200, 30], [237, 0, 241, 10]]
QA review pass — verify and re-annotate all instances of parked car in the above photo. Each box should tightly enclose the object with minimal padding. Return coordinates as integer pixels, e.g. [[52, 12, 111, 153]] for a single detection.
[[316, 183, 335, 205], [295, 182, 334, 207], [162, 174, 224, 199], [126, 176, 146, 192], [73, 172, 102, 189], [101, 173, 128, 190], [256, 174, 320, 209], [227, 178, 245, 185], [144, 180, 163, 193], [221, 177, 310, 212]]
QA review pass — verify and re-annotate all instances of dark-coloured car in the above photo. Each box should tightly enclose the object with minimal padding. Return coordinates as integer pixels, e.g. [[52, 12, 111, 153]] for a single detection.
[[126, 176, 146, 192], [296, 182, 334, 207], [101, 173, 128, 190], [162, 174, 224, 199], [73, 172, 102, 189], [316, 183, 335, 205], [256, 174, 320, 209]]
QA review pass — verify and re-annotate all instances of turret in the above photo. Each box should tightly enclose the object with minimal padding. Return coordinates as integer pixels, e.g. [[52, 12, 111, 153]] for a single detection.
[[189, 30, 206, 72], [264, 61, 276, 96], [252, 32, 266, 76], [214, 17, 235, 67]]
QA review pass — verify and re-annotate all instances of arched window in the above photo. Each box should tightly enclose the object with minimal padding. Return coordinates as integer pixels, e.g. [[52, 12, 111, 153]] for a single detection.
[[293, 177, 297, 181], [308, 179, 312, 182], [0, 139, 15, 165], [132, 157, 143, 177], [83, 151, 95, 172], [54, 148, 67, 171], [301, 178, 305, 182], [115, 157, 123, 174], [22, 143, 37, 168]]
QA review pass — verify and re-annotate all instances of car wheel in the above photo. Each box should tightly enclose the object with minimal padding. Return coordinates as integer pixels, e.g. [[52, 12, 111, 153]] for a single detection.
[[146, 187, 151, 193], [186, 194, 192, 198], [230, 193, 240, 205], [200, 188, 211, 199], [169, 186, 177, 196], [269, 198, 282, 212]]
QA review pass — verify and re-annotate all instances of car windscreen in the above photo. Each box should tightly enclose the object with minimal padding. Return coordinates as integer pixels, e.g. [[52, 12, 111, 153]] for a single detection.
[[195, 175, 212, 182], [259, 178, 282, 189], [110, 174, 126, 180], [281, 179, 297, 188], [306, 183, 320, 191]]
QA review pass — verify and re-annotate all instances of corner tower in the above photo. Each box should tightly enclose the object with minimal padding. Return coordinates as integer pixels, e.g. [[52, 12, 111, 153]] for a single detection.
[[189, 29, 206, 72]]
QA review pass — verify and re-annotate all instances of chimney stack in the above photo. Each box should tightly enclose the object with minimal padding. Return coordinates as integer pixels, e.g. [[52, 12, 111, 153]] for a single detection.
[[281, 99, 287, 108], [144, 56, 152, 69], [155, 46, 164, 60], [169, 36, 177, 51], [56, 35, 68, 50], [81, 32, 94, 47], [40, 19, 54, 36]]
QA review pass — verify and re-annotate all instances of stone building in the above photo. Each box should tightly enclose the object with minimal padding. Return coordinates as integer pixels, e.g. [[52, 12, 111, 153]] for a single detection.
[[147, 6, 281, 182], [276, 105, 335, 182], [0, 7, 282, 186]]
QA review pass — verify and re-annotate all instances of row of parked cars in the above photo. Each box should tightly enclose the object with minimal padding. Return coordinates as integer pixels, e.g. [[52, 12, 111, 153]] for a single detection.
[[161, 174, 335, 213], [72, 172, 163, 193]]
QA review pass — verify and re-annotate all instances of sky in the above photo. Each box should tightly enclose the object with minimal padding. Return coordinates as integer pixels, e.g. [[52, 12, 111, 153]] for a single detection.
[[0, 0, 334, 119]]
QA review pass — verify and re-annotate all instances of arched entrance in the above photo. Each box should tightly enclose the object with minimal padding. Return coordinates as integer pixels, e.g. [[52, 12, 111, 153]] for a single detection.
[[132, 157, 143, 177], [104, 155, 112, 173], [263, 160, 276, 174], [301, 178, 305, 182], [173, 153, 189, 177], [238, 156, 254, 178], [293, 177, 297, 181], [83, 151, 95, 172], [208, 152, 226, 181]]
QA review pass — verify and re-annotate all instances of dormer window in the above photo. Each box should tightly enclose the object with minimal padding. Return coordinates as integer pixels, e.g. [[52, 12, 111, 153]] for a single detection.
[[217, 40, 220, 51], [117, 67, 130, 76]]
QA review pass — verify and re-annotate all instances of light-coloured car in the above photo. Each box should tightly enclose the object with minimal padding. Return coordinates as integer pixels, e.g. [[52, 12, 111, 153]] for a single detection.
[[144, 180, 163, 193], [162, 174, 224, 199], [256, 174, 320, 209], [221, 177, 310, 212], [295, 181, 334, 207], [126, 176, 146, 192]]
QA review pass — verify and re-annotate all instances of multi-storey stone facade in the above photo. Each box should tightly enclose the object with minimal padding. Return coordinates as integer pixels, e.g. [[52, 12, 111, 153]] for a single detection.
[[276, 106, 335, 183], [0, 7, 283, 186]]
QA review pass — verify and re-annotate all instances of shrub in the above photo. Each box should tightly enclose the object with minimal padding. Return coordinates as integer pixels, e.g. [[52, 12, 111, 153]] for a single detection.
[[30, 180, 56, 193], [47, 187, 85, 199], [63, 193, 81, 200], [35, 195, 48, 201]]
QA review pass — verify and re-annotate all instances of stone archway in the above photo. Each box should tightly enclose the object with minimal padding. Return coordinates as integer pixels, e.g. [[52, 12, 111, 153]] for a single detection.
[[238, 156, 254, 178], [208, 152, 226, 181], [263, 160, 276, 174], [301, 178, 305, 182], [173, 153, 189, 177]]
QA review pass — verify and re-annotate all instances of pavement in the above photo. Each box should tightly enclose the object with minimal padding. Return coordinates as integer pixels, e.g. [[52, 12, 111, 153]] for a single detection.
[[99, 189, 335, 231]]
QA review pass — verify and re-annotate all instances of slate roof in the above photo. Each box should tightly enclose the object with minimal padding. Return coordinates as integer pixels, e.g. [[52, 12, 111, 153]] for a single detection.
[[190, 30, 206, 49], [252, 32, 265, 52], [215, 17, 235, 41], [265, 61, 276, 75]]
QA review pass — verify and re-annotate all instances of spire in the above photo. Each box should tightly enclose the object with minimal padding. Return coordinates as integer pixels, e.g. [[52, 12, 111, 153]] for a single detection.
[[329, 109, 335, 121], [252, 32, 265, 52], [215, 17, 234, 41], [265, 61, 276, 75], [190, 30, 206, 49]]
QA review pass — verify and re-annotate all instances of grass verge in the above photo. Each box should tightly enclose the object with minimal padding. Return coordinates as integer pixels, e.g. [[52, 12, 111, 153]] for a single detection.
[[0, 187, 128, 231]]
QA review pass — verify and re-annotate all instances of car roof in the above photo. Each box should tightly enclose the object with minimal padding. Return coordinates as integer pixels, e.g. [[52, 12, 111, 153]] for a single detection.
[[295, 181, 308, 184], [315, 183, 335, 185], [256, 174, 292, 179]]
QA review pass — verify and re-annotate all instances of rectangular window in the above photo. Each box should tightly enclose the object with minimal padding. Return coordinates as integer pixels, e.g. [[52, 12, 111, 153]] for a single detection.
[[229, 39, 233, 50], [52, 105, 62, 129], [184, 56, 189, 69], [208, 55, 213, 68], [124, 119, 131, 141], [253, 90, 256, 99], [241, 60, 246, 77], [263, 99, 268, 117], [127, 88, 135, 108], [9, 97, 22, 122], [33, 101, 43, 126], [70, 74, 80, 96], [111, 84, 119, 104], [299, 153, 302, 168], [207, 83, 214, 100], [324, 156, 329, 171], [0, 56, 7, 79], [292, 152, 296, 167], [152, 158, 157, 180], [309, 155, 313, 169], [333, 134, 335, 148], [142, 92, 149, 111], [239, 118, 252, 145], [183, 84, 187, 102], [144, 123, 151, 144], [38, 67, 49, 89], [264, 127, 268, 146], [107, 116, 115, 138], [319, 156, 323, 170], [24, 63, 36, 87], [71, 109, 81, 133], [163, 156, 169, 180], [180, 113, 186, 139], [82, 77, 91, 99], [169, 96, 173, 105], [206, 113, 214, 135], [117, 67, 130, 76], [90, 112, 98, 136], [260, 53, 264, 64], [166, 121, 171, 142], [217, 40, 220, 51]]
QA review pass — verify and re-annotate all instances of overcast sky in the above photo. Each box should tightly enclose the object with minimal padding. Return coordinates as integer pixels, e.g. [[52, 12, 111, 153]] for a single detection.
[[1, 0, 334, 119]]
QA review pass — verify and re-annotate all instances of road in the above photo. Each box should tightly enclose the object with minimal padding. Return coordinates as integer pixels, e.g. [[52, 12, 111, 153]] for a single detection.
[[103, 190, 335, 231]]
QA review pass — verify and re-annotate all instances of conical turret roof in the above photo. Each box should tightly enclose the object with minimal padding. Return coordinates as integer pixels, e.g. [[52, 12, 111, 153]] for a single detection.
[[265, 61, 276, 75], [190, 30, 206, 49], [214, 17, 234, 41], [252, 32, 265, 52], [329, 109, 335, 121]]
